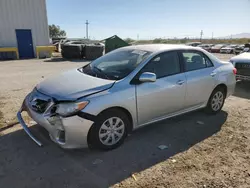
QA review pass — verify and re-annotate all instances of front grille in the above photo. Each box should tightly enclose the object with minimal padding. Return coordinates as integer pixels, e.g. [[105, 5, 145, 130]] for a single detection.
[[235, 63, 250, 76], [29, 89, 53, 113]]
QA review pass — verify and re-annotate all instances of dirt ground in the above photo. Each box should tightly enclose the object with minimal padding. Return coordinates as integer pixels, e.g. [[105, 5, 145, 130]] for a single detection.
[[0, 54, 250, 188], [0, 58, 88, 126]]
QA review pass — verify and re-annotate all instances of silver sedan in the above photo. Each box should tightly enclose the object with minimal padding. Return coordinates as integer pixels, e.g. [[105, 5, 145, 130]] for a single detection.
[[17, 44, 236, 150]]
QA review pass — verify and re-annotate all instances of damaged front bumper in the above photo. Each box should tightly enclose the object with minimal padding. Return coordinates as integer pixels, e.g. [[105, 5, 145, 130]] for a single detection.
[[17, 95, 94, 149]]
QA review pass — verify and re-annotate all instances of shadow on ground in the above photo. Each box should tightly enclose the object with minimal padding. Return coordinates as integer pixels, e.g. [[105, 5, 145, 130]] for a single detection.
[[233, 81, 250, 100], [0, 110, 227, 188]]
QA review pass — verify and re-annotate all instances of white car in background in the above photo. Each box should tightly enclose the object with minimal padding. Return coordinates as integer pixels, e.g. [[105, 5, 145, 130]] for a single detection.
[[220, 45, 238, 54], [234, 45, 245, 55], [230, 52, 250, 81]]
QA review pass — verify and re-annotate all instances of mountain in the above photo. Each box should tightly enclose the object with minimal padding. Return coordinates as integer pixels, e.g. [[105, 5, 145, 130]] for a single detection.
[[219, 33, 250, 39]]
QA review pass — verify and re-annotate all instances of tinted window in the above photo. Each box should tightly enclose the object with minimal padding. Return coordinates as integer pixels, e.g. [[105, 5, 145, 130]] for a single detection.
[[182, 52, 207, 71], [142, 51, 181, 78]]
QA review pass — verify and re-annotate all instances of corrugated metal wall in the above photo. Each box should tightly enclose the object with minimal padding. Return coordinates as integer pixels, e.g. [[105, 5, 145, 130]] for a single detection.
[[0, 0, 50, 56]]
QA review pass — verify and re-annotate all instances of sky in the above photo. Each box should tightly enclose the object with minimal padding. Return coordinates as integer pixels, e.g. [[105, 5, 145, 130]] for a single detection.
[[46, 0, 250, 40]]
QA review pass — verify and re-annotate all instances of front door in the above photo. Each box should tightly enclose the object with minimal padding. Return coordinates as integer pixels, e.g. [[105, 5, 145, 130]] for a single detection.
[[136, 51, 186, 125], [16, 29, 34, 59]]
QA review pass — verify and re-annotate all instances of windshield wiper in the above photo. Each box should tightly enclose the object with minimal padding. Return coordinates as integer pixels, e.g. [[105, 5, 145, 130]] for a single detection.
[[92, 66, 111, 80]]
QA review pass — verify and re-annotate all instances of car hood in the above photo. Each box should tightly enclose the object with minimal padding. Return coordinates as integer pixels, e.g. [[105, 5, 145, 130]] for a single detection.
[[231, 52, 250, 62], [36, 69, 115, 101]]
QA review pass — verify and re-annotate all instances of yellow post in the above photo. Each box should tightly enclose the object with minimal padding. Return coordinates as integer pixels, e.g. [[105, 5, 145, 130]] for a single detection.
[[15, 50, 19, 59], [0, 47, 19, 59], [36, 49, 39, 59], [36, 46, 56, 59]]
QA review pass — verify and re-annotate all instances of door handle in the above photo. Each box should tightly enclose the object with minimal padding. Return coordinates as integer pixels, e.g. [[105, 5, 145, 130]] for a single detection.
[[176, 80, 185, 85], [210, 72, 216, 77]]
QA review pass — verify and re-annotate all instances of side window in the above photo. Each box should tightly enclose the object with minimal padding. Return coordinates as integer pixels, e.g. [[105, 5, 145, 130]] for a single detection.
[[141, 51, 181, 78], [204, 55, 213, 67], [182, 52, 207, 71]]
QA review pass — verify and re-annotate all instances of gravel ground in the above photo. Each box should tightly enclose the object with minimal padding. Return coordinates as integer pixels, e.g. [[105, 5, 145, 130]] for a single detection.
[[0, 54, 250, 188]]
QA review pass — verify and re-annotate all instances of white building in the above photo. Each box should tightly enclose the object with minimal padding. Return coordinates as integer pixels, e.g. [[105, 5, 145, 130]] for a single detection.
[[0, 0, 50, 59]]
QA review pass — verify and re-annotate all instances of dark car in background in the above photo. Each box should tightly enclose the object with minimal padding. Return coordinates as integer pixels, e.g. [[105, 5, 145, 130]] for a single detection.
[[235, 45, 245, 55], [198, 44, 214, 52], [186, 42, 202, 47], [230, 51, 250, 81], [243, 43, 250, 53], [210, 44, 227, 53]]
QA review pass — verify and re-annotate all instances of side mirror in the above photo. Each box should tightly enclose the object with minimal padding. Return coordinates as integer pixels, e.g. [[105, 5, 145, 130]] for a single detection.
[[139, 72, 156, 83]]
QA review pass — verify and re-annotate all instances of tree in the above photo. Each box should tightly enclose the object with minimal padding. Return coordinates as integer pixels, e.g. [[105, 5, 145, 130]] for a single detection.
[[152, 38, 163, 43], [49, 24, 66, 38], [124, 38, 134, 44]]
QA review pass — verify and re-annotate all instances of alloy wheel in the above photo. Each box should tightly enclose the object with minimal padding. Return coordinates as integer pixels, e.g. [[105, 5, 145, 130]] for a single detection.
[[98, 117, 125, 146], [211, 91, 224, 111]]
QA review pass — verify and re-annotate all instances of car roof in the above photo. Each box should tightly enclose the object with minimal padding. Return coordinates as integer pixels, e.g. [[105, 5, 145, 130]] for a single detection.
[[117, 44, 221, 66], [120, 44, 199, 53]]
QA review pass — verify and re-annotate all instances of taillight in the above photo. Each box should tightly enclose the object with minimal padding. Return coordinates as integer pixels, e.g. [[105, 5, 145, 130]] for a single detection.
[[233, 68, 237, 75]]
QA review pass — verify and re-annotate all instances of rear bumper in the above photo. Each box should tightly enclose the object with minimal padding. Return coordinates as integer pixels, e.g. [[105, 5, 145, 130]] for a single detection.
[[236, 74, 250, 81], [211, 49, 220, 53], [17, 95, 94, 149]]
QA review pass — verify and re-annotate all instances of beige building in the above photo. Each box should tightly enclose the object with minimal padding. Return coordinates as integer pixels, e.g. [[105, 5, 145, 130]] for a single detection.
[[0, 0, 50, 59]]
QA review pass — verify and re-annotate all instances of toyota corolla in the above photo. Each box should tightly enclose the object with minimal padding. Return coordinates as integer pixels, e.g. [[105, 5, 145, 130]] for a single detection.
[[17, 44, 236, 150]]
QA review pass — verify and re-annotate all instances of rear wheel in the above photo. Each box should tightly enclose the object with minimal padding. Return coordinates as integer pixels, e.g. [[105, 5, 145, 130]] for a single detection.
[[89, 109, 129, 150], [205, 87, 226, 114]]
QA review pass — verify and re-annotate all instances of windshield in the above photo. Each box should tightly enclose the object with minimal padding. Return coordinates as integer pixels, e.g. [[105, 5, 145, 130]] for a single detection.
[[81, 49, 151, 80]]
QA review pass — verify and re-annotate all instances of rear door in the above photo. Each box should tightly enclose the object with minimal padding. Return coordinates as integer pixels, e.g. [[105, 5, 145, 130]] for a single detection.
[[135, 51, 187, 125], [180, 50, 216, 108]]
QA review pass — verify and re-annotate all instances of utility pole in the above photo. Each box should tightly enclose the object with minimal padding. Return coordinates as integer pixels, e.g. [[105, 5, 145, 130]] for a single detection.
[[85, 20, 89, 39], [212, 32, 214, 40], [200, 30, 203, 42]]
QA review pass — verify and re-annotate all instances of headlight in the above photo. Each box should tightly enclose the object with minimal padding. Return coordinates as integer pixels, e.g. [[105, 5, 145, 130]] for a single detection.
[[56, 101, 89, 116]]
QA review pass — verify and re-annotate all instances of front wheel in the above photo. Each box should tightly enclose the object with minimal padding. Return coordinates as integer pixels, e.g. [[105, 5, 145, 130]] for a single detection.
[[89, 109, 129, 150], [205, 87, 226, 114]]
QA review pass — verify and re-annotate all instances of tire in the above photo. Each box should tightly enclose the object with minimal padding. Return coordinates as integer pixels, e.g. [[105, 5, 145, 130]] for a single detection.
[[85, 45, 104, 60], [89, 109, 129, 150], [205, 87, 226, 114], [62, 44, 82, 59]]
